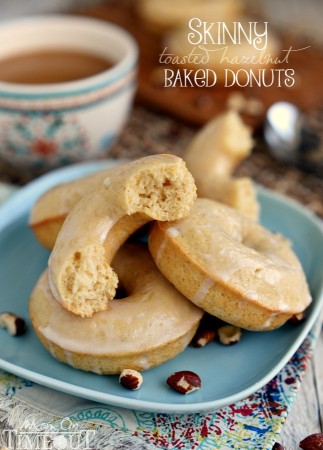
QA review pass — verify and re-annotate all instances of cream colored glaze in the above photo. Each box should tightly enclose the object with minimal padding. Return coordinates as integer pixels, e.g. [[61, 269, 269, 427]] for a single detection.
[[64, 350, 75, 368], [193, 278, 214, 304], [32, 244, 203, 355], [155, 237, 167, 266], [159, 198, 311, 314], [167, 227, 180, 238]]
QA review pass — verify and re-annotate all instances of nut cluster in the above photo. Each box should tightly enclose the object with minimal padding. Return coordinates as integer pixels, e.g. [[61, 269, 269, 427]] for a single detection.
[[191, 318, 242, 348]]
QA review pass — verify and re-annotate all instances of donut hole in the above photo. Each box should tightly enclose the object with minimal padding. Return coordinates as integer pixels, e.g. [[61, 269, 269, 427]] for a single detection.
[[114, 281, 128, 300]]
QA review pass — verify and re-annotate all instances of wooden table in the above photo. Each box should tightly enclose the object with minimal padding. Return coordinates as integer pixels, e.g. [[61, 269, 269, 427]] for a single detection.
[[280, 325, 323, 449]]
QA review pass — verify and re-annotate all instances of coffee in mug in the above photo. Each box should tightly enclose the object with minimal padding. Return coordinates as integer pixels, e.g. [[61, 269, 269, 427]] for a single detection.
[[0, 49, 113, 84]]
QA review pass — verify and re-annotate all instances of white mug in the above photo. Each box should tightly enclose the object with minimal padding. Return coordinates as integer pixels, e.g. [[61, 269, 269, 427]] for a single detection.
[[0, 15, 138, 174]]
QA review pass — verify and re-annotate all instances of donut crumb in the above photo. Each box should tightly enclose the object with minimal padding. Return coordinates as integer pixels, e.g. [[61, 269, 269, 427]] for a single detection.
[[61, 246, 118, 317], [127, 164, 196, 221]]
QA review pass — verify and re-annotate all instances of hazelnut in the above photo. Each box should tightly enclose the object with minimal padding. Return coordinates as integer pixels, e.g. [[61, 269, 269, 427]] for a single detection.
[[218, 325, 242, 345], [167, 370, 201, 395], [272, 443, 285, 450], [119, 369, 143, 390], [0, 312, 27, 336], [289, 312, 306, 324], [299, 433, 323, 450], [191, 328, 217, 348]]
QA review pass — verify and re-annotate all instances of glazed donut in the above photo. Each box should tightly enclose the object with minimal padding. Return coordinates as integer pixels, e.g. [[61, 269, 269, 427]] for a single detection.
[[48, 154, 196, 317], [29, 165, 118, 250], [149, 198, 312, 331], [137, 0, 242, 33], [185, 110, 259, 220], [30, 244, 203, 374]]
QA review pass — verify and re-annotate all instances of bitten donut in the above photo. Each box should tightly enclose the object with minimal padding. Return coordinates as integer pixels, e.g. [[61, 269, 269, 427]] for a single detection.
[[30, 164, 118, 250], [48, 154, 196, 317], [30, 244, 203, 374], [149, 198, 312, 331], [185, 110, 259, 220]]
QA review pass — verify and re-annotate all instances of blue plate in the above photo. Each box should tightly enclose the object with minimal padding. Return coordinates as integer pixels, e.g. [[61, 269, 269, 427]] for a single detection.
[[0, 161, 322, 413]]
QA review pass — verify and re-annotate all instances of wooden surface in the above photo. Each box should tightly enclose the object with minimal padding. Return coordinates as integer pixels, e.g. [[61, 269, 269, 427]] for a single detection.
[[280, 325, 323, 449]]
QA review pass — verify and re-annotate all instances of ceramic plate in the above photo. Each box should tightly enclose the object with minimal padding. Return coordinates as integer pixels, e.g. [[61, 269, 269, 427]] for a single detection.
[[0, 161, 322, 413]]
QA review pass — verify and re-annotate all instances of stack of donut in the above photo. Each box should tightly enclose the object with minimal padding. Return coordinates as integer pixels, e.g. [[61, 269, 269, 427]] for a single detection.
[[29, 136, 311, 376], [30, 154, 203, 374]]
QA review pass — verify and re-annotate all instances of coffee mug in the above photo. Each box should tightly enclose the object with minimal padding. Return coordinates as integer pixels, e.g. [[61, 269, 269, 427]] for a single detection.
[[0, 15, 138, 174]]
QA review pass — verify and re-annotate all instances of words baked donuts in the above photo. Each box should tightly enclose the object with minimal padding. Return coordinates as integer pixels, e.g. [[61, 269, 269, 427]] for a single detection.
[[48, 154, 196, 317], [149, 198, 311, 330], [30, 244, 203, 374]]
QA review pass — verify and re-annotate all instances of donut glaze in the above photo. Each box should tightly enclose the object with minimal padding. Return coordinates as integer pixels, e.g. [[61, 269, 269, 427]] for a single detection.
[[29, 165, 118, 250], [30, 244, 203, 374], [149, 198, 312, 330]]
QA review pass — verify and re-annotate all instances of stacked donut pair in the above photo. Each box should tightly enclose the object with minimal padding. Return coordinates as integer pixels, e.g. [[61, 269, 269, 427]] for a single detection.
[[29, 155, 203, 374], [29, 137, 311, 375]]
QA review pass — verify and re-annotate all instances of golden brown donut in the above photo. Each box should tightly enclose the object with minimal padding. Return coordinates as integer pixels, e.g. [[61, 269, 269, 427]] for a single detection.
[[29, 165, 118, 250], [30, 244, 203, 374], [185, 110, 259, 220], [48, 154, 196, 317], [149, 198, 312, 331]]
